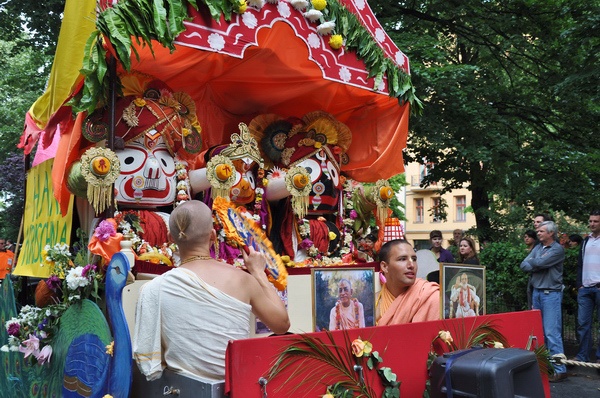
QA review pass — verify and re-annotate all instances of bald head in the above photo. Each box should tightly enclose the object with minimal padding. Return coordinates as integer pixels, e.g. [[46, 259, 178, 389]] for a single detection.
[[169, 200, 214, 249]]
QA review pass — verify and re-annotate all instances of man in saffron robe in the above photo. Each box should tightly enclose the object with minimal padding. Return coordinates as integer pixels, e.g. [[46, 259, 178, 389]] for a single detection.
[[376, 239, 440, 325], [329, 278, 365, 330], [450, 272, 480, 318], [133, 200, 290, 382]]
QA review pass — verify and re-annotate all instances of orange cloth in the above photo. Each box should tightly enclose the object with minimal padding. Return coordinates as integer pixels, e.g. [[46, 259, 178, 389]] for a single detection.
[[377, 278, 440, 325], [0, 251, 15, 279], [88, 219, 124, 263]]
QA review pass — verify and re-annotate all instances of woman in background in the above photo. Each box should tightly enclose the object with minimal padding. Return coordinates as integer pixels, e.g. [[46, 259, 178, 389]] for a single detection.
[[458, 237, 480, 265], [524, 229, 538, 252]]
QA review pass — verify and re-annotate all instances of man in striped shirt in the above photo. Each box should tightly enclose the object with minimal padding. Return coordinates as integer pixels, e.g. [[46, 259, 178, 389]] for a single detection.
[[574, 209, 600, 363]]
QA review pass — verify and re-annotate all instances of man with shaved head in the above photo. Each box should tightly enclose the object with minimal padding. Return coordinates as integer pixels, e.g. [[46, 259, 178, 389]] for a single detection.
[[134, 200, 289, 383]]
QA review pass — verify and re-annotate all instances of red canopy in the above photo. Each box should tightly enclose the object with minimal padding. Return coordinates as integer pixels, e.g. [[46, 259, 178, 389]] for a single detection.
[[21, 0, 412, 189]]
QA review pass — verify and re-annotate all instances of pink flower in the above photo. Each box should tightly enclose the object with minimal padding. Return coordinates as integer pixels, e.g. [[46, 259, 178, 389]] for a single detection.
[[82, 264, 96, 277], [300, 238, 314, 250], [94, 220, 116, 242], [7, 321, 20, 336], [349, 210, 358, 220], [18, 334, 40, 358], [35, 345, 52, 365], [46, 275, 61, 291]]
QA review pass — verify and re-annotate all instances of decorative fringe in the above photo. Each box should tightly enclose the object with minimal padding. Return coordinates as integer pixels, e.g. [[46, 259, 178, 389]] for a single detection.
[[88, 184, 112, 215], [292, 195, 309, 220]]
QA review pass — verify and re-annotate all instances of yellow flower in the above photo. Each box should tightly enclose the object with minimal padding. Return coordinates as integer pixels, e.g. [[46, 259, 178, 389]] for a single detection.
[[329, 34, 343, 50], [237, 0, 247, 13], [106, 341, 114, 356], [328, 231, 337, 241], [438, 330, 453, 345], [133, 98, 146, 107], [351, 338, 372, 357], [312, 0, 327, 11]]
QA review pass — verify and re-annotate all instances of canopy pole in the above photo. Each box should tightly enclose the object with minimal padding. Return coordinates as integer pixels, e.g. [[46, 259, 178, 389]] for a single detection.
[[104, 55, 117, 218]]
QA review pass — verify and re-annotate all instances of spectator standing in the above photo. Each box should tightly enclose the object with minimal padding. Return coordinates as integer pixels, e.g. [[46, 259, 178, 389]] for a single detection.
[[449, 229, 464, 258], [0, 238, 15, 280], [574, 209, 600, 363], [569, 234, 583, 249], [520, 221, 567, 382], [457, 237, 480, 265], [429, 230, 455, 263], [524, 230, 538, 252]]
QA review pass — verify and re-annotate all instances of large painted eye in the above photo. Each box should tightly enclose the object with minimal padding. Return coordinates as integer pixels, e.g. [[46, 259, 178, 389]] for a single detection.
[[233, 170, 242, 186], [153, 148, 176, 177], [296, 158, 321, 183], [116, 147, 146, 174], [326, 161, 340, 187], [244, 171, 256, 189]]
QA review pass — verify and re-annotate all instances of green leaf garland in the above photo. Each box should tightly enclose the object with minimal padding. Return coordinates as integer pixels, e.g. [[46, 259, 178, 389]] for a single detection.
[[71, 0, 421, 114]]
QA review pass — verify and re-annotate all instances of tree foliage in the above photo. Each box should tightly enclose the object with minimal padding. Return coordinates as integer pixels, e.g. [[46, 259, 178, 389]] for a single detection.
[[374, 0, 599, 241]]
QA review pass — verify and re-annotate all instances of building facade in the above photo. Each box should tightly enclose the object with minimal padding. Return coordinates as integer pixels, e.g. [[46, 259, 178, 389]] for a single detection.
[[400, 162, 477, 251]]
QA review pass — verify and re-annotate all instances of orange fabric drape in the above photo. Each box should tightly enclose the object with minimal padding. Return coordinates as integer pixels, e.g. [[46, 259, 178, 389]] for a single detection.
[[377, 279, 440, 325]]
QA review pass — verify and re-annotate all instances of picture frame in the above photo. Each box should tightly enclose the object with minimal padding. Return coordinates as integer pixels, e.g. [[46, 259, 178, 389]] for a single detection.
[[440, 263, 486, 319], [311, 267, 375, 332]]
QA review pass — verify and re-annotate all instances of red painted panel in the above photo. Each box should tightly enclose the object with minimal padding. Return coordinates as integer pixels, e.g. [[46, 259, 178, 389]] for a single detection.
[[226, 311, 550, 397]]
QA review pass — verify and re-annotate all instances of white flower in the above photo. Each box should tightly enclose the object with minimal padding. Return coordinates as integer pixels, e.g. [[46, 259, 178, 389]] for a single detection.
[[339, 66, 351, 82], [317, 21, 335, 35], [45, 309, 51, 317], [307, 33, 321, 48], [493, 341, 504, 348], [395, 51, 406, 67], [303, 9, 322, 22], [243, 12, 258, 29], [66, 266, 90, 290], [1, 345, 8, 352], [290, 0, 309, 10], [277, 1, 291, 17], [208, 33, 225, 51]]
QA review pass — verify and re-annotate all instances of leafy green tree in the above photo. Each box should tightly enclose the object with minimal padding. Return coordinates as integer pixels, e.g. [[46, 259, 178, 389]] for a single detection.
[[374, 0, 599, 241], [0, 0, 64, 54]]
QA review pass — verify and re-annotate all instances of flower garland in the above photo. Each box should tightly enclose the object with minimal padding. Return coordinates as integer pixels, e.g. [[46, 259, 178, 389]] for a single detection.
[[334, 298, 360, 330]]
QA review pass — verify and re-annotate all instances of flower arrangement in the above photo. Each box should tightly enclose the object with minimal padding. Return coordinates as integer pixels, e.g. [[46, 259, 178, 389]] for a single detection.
[[2, 237, 102, 365], [268, 332, 399, 397], [113, 211, 177, 266]]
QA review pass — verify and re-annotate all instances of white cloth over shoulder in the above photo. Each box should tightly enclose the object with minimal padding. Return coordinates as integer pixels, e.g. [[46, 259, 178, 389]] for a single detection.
[[133, 268, 251, 382]]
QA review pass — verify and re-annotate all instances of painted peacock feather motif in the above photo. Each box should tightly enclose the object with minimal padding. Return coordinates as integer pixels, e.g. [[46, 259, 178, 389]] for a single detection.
[[0, 253, 132, 398]]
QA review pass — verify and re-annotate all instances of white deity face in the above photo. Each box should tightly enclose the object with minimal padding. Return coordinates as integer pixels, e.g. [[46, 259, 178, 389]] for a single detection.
[[114, 131, 176, 207]]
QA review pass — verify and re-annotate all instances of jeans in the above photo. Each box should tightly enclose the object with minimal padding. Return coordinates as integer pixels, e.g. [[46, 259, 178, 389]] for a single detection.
[[532, 288, 567, 374], [576, 286, 600, 361]]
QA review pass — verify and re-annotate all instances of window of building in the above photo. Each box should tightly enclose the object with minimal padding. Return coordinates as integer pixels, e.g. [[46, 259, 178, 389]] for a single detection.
[[432, 197, 442, 222], [455, 195, 466, 222], [415, 198, 424, 223]]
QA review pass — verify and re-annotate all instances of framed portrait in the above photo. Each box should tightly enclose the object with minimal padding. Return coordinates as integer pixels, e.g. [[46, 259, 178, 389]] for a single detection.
[[311, 268, 375, 332], [440, 263, 486, 319]]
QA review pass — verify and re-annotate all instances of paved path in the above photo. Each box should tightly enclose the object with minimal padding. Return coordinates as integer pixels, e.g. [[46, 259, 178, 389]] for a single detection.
[[551, 366, 600, 397]]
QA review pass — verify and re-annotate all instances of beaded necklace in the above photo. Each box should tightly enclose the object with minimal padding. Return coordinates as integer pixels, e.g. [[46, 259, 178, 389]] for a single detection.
[[335, 298, 360, 330], [179, 255, 213, 265]]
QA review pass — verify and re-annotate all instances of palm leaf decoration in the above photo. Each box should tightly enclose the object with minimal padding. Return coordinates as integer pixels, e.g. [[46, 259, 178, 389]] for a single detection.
[[268, 330, 399, 397]]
